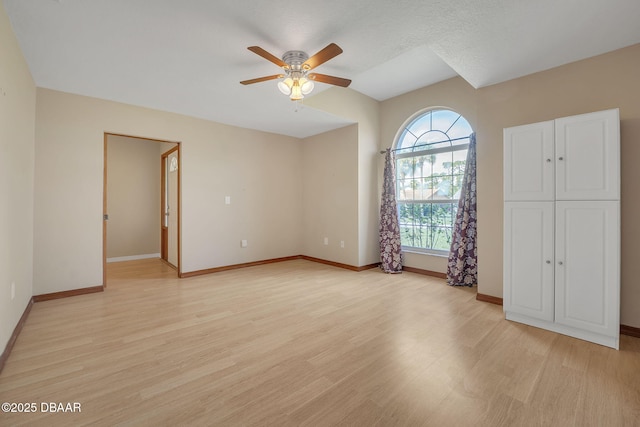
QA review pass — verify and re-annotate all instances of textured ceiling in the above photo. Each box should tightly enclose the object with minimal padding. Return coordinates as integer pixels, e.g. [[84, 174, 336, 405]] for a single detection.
[[4, 0, 640, 138]]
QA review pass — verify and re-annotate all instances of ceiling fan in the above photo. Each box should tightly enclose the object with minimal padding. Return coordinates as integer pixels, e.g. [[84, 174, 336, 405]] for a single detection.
[[240, 43, 351, 101]]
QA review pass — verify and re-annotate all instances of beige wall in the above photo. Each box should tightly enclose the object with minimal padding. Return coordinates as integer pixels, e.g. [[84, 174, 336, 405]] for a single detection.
[[106, 135, 163, 259], [306, 88, 381, 266], [379, 44, 640, 328], [0, 3, 36, 350], [302, 125, 359, 266], [34, 88, 303, 294]]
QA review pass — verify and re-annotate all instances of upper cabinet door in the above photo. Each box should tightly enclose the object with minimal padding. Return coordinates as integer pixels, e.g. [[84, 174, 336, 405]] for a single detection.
[[555, 109, 620, 201], [504, 121, 554, 201]]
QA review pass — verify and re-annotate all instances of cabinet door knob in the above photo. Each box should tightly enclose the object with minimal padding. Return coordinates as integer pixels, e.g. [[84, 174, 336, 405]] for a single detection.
[[558, 156, 564, 161], [546, 158, 551, 163], [546, 260, 551, 264], [558, 261, 564, 265]]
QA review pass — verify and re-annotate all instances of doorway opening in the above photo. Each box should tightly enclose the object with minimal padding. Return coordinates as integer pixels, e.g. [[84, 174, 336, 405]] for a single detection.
[[161, 145, 179, 269], [103, 133, 181, 286]]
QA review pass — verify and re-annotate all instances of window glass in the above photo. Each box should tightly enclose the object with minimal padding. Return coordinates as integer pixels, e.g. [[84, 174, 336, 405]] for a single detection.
[[394, 108, 472, 254]]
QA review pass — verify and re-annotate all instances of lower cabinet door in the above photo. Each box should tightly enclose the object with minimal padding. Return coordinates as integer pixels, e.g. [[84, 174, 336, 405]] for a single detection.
[[504, 202, 555, 321], [555, 201, 620, 338]]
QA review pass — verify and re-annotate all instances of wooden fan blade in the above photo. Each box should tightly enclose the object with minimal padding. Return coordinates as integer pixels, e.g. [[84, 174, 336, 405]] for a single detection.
[[247, 46, 287, 68], [240, 74, 284, 85], [308, 73, 351, 87], [303, 43, 343, 70]]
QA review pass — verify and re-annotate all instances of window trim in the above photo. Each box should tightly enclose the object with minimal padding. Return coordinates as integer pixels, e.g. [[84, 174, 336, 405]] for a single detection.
[[394, 143, 469, 160]]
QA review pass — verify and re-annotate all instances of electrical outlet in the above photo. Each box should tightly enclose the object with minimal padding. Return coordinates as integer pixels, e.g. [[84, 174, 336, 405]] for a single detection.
[[323, 237, 329, 245], [241, 239, 248, 248], [225, 196, 231, 205], [340, 240, 345, 248], [11, 282, 15, 300]]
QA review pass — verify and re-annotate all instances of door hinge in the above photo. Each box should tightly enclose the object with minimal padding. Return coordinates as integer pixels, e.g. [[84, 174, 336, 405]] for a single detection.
[[103, 214, 109, 220]]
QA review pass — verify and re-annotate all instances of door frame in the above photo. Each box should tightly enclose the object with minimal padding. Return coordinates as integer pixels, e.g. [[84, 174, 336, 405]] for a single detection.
[[161, 145, 180, 268], [103, 133, 182, 286]]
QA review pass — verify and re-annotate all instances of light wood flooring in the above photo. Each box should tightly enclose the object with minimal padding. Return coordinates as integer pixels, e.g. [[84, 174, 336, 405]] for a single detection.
[[1, 258, 639, 426]]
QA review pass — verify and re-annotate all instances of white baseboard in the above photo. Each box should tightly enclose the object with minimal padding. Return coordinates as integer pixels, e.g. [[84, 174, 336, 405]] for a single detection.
[[106, 253, 161, 263]]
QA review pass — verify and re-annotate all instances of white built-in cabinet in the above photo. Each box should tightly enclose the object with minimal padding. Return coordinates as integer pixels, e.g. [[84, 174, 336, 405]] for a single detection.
[[503, 109, 620, 349]]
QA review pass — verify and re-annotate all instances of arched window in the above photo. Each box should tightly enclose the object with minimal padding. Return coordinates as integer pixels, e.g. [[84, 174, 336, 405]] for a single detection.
[[394, 108, 473, 254]]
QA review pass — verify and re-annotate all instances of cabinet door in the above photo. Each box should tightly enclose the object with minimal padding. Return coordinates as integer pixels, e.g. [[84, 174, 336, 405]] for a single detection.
[[504, 202, 555, 321], [555, 109, 620, 200], [555, 201, 620, 338], [504, 121, 554, 201]]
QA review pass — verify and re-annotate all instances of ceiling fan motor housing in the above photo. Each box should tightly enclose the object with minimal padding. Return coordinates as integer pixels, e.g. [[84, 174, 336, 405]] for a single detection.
[[282, 51, 310, 71]]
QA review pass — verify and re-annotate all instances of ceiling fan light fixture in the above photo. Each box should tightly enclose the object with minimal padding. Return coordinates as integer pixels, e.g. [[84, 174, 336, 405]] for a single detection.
[[278, 74, 312, 100], [300, 78, 314, 95], [277, 77, 293, 95], [290, 80, 304, 101]]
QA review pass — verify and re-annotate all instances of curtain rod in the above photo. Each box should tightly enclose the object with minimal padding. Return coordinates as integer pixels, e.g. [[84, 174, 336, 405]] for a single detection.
[[379, 135, 471, 154]]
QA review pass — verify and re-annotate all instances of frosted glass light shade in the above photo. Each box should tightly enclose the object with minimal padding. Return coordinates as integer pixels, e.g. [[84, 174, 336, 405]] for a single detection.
[[290, 82, 304, 100], [277, 78, 293, 95], [300, 79, 314, 95]]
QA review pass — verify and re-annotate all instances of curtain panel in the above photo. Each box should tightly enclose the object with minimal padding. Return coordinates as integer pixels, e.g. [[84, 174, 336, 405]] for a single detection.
[[447, 133, 478, 286], [379, 148, 403, 273]]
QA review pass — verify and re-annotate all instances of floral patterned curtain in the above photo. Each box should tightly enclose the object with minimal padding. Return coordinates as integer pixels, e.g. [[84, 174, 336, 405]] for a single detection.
[[447, 133, 477, 286], [379, 148, 403, 273]]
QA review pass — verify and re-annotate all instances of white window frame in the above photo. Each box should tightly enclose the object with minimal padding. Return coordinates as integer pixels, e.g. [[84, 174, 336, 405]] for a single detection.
[[394, 108, 472, 255]]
